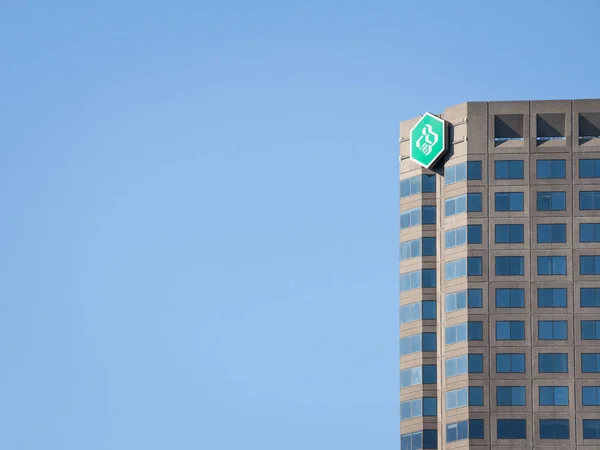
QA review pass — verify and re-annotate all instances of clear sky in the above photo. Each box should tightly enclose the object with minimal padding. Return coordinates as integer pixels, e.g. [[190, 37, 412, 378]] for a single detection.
[[1, 1, 599, 449]]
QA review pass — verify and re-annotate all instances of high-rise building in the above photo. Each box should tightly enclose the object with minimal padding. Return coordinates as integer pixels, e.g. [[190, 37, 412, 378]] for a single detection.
[[399, 100, 600, 449]]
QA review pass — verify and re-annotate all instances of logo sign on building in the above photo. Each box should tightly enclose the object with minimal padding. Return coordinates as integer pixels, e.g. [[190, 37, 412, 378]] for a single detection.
[[409, 112, 447, 169]]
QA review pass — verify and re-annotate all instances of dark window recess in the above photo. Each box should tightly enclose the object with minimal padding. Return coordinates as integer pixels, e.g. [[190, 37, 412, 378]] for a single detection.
[[579, 112, 600, 142], [495, 114, 524, 143], [537, 113, 565, 141]]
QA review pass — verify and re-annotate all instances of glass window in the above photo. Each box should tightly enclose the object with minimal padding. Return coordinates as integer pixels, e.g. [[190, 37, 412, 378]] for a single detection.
[[580, 223, 600, 242], [400, 238, 435, 261], [446, 419, 484, 443], [539, 353, 568, 373], [497, 386, 526, 406], [400, 174, 436, 198], [582, 288, 600, 307], [495, 192, 524, 211], [496, 288, 525, 308], [495, 256, 525, 276], [496, 321, 525, 340], [400, 301, 436, 324], [444, 224, 483, 248], [400, 206, 436, 230], [496, 224, 524, 243], [445, 257, 482, 280], [467, 161, 482, 180], [445, 322, 483, 344], [538, 256, 567, 275], [537, 159, 566, 179], [445, 289, 483, 313], [581, 256, 600, 275], [496, 353, 525, 373], [538, 224, 567, 243], [540, 386, 568, 406], [583, 420, 600, 439], [400, 397, 437, 421], [538, 320, 568, 340], [538, 288, 567, 308], [580, 159, 600, 178], [400, 332, 437, 356], [539, 419, 569, 439], [446, 354, 483, 377], [497, 419, 526, 439], [400, 269, 436, 292], [445, 194, 481, 216], [582, 386, 600, 406], [582, 320, 600, 340], [468, 224, 482, 244], [445, 161, 482, 185], [580, 191, 600, 210], [446, 386, 483, 410], [495, 160, 524, 180], [401, 430, 437, 450], [582, 353, 600, 373], [537, 192, 566, 211], [400, 365, 437, 388]]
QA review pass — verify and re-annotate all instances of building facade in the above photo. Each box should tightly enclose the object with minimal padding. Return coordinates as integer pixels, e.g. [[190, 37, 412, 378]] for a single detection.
[[399, 100, 600, 449]]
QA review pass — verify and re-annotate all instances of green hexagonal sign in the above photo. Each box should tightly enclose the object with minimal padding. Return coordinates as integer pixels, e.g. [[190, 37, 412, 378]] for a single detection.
[[410, 112, 447, 169]]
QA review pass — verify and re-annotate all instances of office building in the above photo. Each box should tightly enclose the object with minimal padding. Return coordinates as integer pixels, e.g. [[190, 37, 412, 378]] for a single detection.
[[399, 100, 600, 449]]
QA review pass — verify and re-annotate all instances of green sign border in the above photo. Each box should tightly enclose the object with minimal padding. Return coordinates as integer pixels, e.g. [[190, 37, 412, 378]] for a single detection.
[[409, 112, 447, 169]]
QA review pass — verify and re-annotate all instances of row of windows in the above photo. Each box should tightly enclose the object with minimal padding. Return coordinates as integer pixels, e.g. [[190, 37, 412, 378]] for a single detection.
[[400, 332, 436, 356], [466, 352, 600, 374], [399, 397, 436, 421], [440, 191, 600, 214], [399, 269, 436, 292], [400, 237, 436, 261], [401, 419, 600, 443], [400, 365, 436, 388], [399, 301, 435, 324], [442, 255, 600, 276], [445, 320, 600, 341]]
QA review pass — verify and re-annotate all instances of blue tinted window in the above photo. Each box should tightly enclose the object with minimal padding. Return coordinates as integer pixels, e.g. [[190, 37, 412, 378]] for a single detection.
[[401, 430, 437, 450], [580, 191, 600, 210], [495, 256, 525, 276], [583, 420, 600, 439], [496, 353, 525, 373], [582, 386, 600, 406], [581, 320, 600, 340], [400, 206, 436, 229], [468, 224, 482, 244], [582, 354, 600, 373], [446, 289, 482, 313], [540, 419, 569, 439], [540, 386, 569, 406], [400, 269, 436, 292], [496, 288, 525, 308], [537, 160, 566, 179], [538, 321, 568, 340], [400, 237, 436, 261], [581, 256, 600, 275], [445, 161, 482, 185], [580, 223, 600, 242], [446, 354, 483, 377], [497, 419, 526, 439], [495, 192, 524, 211], [580, 159, 600, 178], [496, 224, 524, 243], [538, 256, 567, 275], [467, 161, 482, 180], [400, 397, 437, 421], [400, 332, 437, 356], [538, 224, 567, 243], [446, 193, 482, 215], [497, 386, 525, 406], [538, 288, 567, 308], [496, 321, 525, 340], [445, 257, 482, 280], [446, 387, 483, 410], [400, 365, 437, 388], [446, 322, 483, 344], [446, 419, 484, 443], [400, 301, 436, 324], [468, 193, 482, 212], [445, 226, 467, 248], [582, 288, 600, 307], [495, 160, 524, 179], [537, 192, 566, 211], [539, 353, 568, 373], [400, 174, 436, 198]]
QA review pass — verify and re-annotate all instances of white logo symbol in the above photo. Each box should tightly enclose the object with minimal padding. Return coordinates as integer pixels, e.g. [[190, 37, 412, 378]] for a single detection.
[[415, 124, 439, 156]]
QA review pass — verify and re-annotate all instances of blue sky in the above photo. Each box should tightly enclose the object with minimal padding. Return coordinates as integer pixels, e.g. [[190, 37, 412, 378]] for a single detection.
[[0, 1, 599, 449]]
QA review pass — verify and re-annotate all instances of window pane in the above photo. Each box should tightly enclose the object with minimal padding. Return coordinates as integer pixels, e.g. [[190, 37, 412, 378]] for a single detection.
[[497, 419, 526, 439]]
